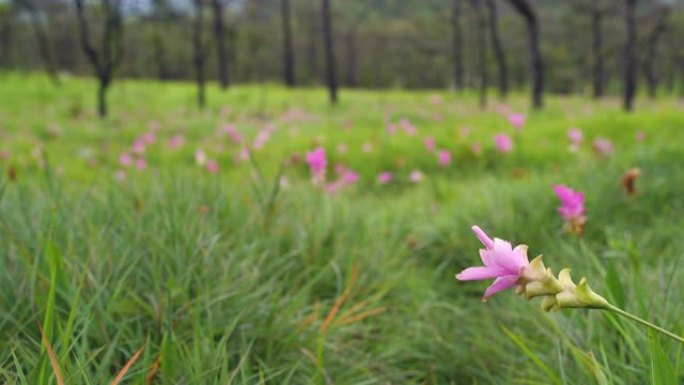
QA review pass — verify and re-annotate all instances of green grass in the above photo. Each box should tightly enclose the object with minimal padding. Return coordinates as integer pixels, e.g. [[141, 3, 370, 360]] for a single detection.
[[0, 72, 682, 384]]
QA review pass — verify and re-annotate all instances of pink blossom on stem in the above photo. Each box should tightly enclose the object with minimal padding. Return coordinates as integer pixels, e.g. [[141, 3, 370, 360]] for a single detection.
[[195, 149, 207, 166], [119, 152, 133, 167], [132, 140, 146, 154], [508, 113, 526, 131], [168, 135, 185, 150], [455, 226, 530, 300], [399, 118, 417, 136], [592, 138, 613, 157], [306, 147, 327, 185], [206, 159, 219, 174], [409, 169, 423, 183], [494, 134, 513, 153], [437, 150, 452, 167], [553, 184, 587, 234], [135, 158, 147, 170], [568, 128, 583, 145], [424, 136, 436, 152]]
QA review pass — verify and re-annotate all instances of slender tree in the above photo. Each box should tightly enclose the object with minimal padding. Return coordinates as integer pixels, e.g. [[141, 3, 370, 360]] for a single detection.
[[591, 8, 605, 98], [642, 5, 669, 98], [212, 0, 230, 89], [193, 0, 208, 107], [485, 0, 507, 98], [321, 0, 338, 104], [471, 0, 487, 108], [506, 0, 544, 109], [73, 0, 124, 118], [451, 0, 464, 90], [281, 0, 295, 87], [623, 0, 637, 111], [344, 26, 358, 87], [16, 0, 59, 85]]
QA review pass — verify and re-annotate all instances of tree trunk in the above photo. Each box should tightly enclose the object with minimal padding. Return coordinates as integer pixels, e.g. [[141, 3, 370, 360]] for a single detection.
[[281, 0, 295, 87], [20, 0, 59, 85], [485, 0, 507, 99], [98, 79, 108, 117], [193, 0, 207, 108], [451, 0, 464, 90], [306, 8, 319, 83], [623, 0, 637, 111], [591, 10, 604, 98], [507, 0, 543, 109], [152, 32, 169, 80], [642, 7, 668, 99], [472, 0, 487, 108], [321, 0, 337, 104], [212, 0, 229, 89]]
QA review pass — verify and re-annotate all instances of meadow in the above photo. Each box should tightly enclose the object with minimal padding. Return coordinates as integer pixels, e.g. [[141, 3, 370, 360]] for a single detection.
[[0, 73, 683, 384]]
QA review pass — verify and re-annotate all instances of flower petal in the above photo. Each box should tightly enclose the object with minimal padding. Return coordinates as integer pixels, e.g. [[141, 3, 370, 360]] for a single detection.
[[483, 275, 519, 300], [472, 225, 494, 249], [491, 238, 525, 274], [456, 266, 509, 281]]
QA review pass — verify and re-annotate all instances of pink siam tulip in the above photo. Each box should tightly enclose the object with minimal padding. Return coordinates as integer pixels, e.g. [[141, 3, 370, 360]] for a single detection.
[[132, 140, 146, 154], [206, 159, 219, 174], [508, 113, 526, 132], [141, 132, 157, 145], [306, 147, 327, 185], [340, 169, 359, 185], [494, 134, 513, 153], [399, 118, 417, 136], [424, 136, 436, 152], [437, 150, 452, 167], [456, 226, 530, 300], [119, 153, 133, 167], [553, 185, 587, 234], [168, 135, 185, 150], [409, 169, 423, 183], [592, 138, 613, 157], [568, 128, 583, 145], [377, 171, 393, 184], [135, 158, 147, 171]]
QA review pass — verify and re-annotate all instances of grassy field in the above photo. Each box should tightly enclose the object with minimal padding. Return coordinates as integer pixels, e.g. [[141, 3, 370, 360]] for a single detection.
[[0, 72, 683, 384]]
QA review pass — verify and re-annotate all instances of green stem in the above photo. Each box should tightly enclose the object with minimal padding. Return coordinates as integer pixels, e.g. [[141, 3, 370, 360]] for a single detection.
[[607, 304, 684, 344]]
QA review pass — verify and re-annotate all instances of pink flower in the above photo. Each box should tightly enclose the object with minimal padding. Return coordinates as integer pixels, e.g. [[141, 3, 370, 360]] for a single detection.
[[135, 158, 147, 170], [568, 128, 583, 145], [168, 135, 185, 149], [494, 134, 513, 153], [553, 185, 586, 221], [437, 150, 452, 167], [635, 131, 646, 142], [471, 142, 482, 156], [508, 113, 526, 131], [409, 169, 423, 183], [386, 123, 397, 135], [220, 124, 243, 144], [340, 169, 359, 185], [377, 171, 393, 184], [399, 118, 417, 136], [253, 130, 271, 150], [424, 136, 436, 152], [455, 226, 530, 300], [195, 149, 207, 166], [132, 140, 146, 154], [141, 132, 157, 145], [119, 152, 133, 167], [592, 138, 613, 157], [206, 159, 219, 174], [306, 147, 327, 185]]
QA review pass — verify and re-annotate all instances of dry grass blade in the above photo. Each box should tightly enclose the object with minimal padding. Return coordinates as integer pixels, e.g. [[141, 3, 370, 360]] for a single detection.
[[110, 347, 144, 385], [38, 323, 64, 385], [145, 354, 162, 385]]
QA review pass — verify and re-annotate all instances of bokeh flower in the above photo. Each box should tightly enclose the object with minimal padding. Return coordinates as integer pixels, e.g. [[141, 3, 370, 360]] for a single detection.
[[508, 113, 526, 131], [409, 169, 423, 183], [377, 171, 393, 184], [592, 138, 613, 157], [306, 147, 327, 185], [437, 149, 451, 167], [424, 136, 436, 152], [553, 184, 586, 234], [494, 134, 513, 153]]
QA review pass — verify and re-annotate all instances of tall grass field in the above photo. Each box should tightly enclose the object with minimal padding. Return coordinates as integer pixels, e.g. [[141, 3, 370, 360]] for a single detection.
[[0, 73, 682, 384]]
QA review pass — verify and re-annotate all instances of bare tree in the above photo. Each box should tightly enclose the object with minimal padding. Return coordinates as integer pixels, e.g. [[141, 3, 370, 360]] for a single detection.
[[642, 5, 669, 98], [281, 0, 295, 87], [506, 0, 544, 109], [471, 0, 487, 108], [321, 0, 337, 104], [451, 0, 464, 90], [212, 0, 230, 89], [193, 0, 208, 107], [16, 0, 59, 85], [485, 0, 507, 99], [623, 0, 637, 111], [573, 0, 613, 99], [74, 0, 124, 118]]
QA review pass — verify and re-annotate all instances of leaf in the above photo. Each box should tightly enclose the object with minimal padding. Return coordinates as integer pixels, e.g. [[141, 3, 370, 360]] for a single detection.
[[649, 332, 677, 385], [605, 261, 625, 309], [502, 326, 563, 385], [38, 323, 64, 385], [111, 347, 144, 385]]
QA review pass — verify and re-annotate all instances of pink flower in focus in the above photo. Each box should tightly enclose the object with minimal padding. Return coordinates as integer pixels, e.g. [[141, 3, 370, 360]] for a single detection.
[[437, 150, 452, 167], [135, 158, 147, 170], [377, 171, 393, 184], [168, 135, 185, 149], [424, 136, 436, 152], [494, 134, 513, 153], [409, 169, 423, 183], [455, 226, 530, 300], [306, 147, 327, 185], [119, 152, 133, 167], [206, 159, 219, 174], [635, 131, 646, 141], [592, 138, 613, 157], [508, 113, 526, 131]]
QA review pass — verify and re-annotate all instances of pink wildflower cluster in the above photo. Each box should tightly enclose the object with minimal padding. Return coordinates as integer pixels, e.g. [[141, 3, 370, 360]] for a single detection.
[[325, 164, 360, 194], [306, 147, 327, 185], [553, 184, 586, 234]]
